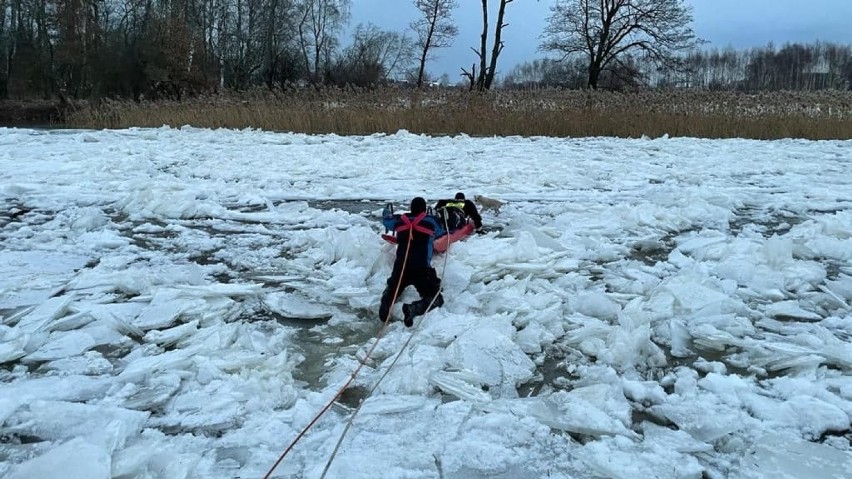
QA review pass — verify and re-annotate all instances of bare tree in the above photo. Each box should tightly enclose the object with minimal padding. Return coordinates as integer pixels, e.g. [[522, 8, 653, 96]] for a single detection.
[[329, 23, 415, 86], [468, 0, 487, 90], [362, 26, 416, 81], [462, 0, 512, 91], [296, 0, 349, 84], [460, 62, 476, 90], [410, 0, 457, 88], [0, 0, 12, 98], [219, 0, 267, 89], [258, 0, 301, 89], [483, 0, 511, 89], [540, 0, 701, 89], [502, 57, 580, 89]]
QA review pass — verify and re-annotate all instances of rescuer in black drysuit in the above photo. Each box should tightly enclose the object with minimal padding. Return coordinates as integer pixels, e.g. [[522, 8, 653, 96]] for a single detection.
[[379, 197, 445, 327], [434, 192, 483, 232]]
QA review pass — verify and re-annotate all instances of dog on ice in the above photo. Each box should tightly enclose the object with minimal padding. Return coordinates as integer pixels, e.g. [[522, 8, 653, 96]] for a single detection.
[[474, 194, 503, 215]]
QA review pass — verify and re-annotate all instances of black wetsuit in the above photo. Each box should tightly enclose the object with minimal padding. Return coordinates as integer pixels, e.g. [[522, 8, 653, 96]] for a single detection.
[[434, 199, 483, 229], [379, 212, 446, 323]]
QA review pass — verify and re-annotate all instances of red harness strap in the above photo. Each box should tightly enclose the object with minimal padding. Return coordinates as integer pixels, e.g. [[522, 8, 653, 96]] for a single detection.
[[395, 212, 433, 235]]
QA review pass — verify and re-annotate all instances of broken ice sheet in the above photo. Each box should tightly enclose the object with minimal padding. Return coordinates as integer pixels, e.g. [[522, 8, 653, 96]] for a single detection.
[[741, 434, 852, 479], [262, 291, 334, 319], [485, 385, 637, 438]]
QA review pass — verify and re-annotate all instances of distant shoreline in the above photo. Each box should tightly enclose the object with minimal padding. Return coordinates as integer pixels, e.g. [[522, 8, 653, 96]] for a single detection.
[[4, 89, 852, 140], [0, 100, 73, 127]]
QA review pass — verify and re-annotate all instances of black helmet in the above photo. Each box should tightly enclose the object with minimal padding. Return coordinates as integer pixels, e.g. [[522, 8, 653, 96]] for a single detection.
[[410, 197, 427, 214]]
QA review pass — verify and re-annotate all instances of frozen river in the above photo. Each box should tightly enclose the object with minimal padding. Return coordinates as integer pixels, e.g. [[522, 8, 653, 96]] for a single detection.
[[1, 128, 851, 478]]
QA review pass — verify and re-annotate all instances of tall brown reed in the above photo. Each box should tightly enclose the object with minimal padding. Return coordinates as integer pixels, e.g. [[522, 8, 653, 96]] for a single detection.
[[66, 88, 852, 140]]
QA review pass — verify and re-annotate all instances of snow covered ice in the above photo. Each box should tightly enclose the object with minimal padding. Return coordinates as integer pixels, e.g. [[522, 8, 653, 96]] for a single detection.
[[1, 127, 851, 478]]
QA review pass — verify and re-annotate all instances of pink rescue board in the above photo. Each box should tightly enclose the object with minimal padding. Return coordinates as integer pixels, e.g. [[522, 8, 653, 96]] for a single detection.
[[381, 223, 475, 253], [434, 223, 474, 252]]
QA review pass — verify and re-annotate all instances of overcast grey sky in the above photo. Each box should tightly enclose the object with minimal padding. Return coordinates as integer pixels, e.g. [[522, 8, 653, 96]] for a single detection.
[[351, 0, 852, 79]]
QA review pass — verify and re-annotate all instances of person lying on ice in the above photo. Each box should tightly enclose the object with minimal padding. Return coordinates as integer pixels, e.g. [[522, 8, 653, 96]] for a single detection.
[[434, 192, 483, 232], [379, 197, 445, 327]]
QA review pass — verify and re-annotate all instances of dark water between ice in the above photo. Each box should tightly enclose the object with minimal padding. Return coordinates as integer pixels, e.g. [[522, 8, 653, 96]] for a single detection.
[[2, 196, 846, 439]]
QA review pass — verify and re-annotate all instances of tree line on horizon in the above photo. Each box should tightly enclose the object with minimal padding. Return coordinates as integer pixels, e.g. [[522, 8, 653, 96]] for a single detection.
[[0, 0, 850, 102], [504, 42, 852, 92]]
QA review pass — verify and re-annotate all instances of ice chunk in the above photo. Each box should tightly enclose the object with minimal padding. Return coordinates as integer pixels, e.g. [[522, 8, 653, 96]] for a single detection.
[[262, 291, 334, 319], [818, 284, 851, 309], [495, 260, 554, 275], [117, 348, 195, 383], [676, 233, 728, 261], [417, 313, 479, 347], [574, 291, 621, 320], [132, 284, 243, 330], [766, 300, 822, 321], [0, 397, 23, 426], [742, 434, 852, 479], [693, 358, 727, 375], [112, 444, 200, 479], [143, 319, 199, 347], [444, 327, 535, 391], [175, 282, 264, 297], [12, 295, 75, 333], [485, 386, 636, 438], [514, 321, 555, 354], [4, 375, 111, 403], [687, 313, 755, 338], [251, 275, 303, 283], [1, 306, 35, 327], [47, 311, 94, 331], [824, 275, 852, 301], [577, 434, 704, 479], [664, 278, 731, 313], [779, 395, 850, 439], [641, 422, 714, 454], [821, 342, 852, 369], [690, 324, 743, 351], [120, 373, 182, 410], [527, 227, 566, 251], [649, 399, 747, 442], [0, 251, 89, 309], [763, 235, 794, 267], [6, 438, 110, 479], [429, 370, 492, 404], [40, 350, 113, 375], [4, 400, 149, 446], [598, 321, 667, 371], [509, 230, 544, 262], [111, 444, 156, 479], [622, 380, 667, 406], [21, 330, 97, 363], [81, 323, 134, 349], [359, 395, 429, 415], [745, 340, 828, 372], [132, 289, 204, 330], [329, 286, 370, 298], [155, 386, 244, 432], [107, 313, 145, 339], [0, 327, 28, 363], [117, 186, 226, 219], [668, 319, 692, 357], [79, 301, 146, 325]]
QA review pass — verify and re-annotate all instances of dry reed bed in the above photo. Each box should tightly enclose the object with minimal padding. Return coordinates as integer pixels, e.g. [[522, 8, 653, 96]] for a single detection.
[[67, 88, 852, 140]]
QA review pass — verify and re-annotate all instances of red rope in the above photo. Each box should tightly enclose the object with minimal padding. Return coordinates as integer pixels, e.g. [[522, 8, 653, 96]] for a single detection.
[[318, 209, 453, 477], [261, 225, 414, 479]]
